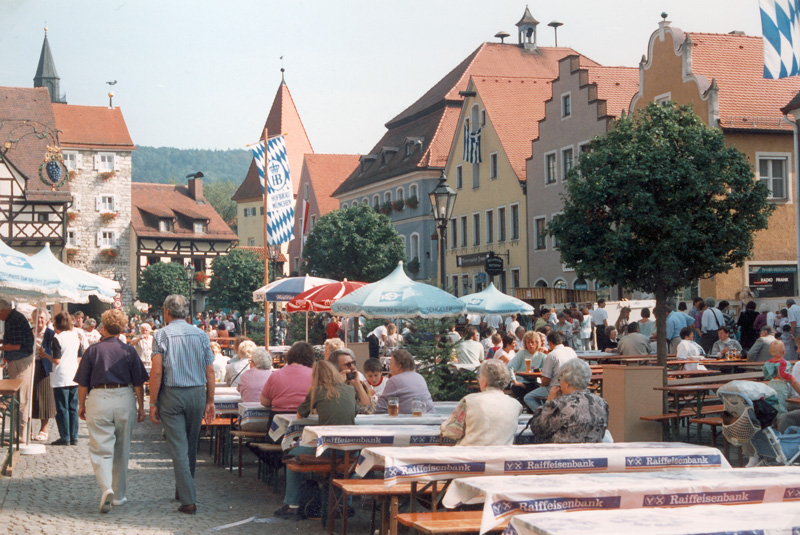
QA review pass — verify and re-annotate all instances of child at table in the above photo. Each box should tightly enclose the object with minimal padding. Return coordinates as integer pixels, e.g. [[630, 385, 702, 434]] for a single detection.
[[363, 358, 386, 401], [763, 340, 800, 413]]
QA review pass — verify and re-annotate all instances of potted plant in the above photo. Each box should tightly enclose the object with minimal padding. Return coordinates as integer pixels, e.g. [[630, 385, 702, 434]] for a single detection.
[[99, 170, 116, 181], [66, 211, 79, 224], [193, 271, 210, 287], [405, 194, 419, 209], [392, 199, 405, 211], [68, 170, 78, 181], [65, 248, 79, 263], [99, 248, 119, 261], [100, 212, 119, 224], [407, 256, 421, 274], [380, 201, 393, 215]]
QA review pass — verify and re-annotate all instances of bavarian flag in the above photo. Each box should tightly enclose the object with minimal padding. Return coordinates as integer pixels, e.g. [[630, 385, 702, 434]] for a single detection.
[[249, 135, 295, 244]]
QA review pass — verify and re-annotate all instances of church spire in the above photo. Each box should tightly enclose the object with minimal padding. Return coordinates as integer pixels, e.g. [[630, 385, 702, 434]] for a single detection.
[[34, 28, 64, 103]]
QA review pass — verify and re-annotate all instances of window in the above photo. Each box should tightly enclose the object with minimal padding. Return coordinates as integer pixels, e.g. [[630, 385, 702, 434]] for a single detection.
[[545, 153, 557, 184], [410, 233, 420, 261], [552, 212, 562, 248], [304, 184, 309, 201], [294, 257, 299, 272], [409, 184, 418, 200], [373, 195, 380, 208], [362, 197, 368, 205], [97, 230, 117, 247], [63, 151, 78, 171], [384, 191, 391, 204], [561, 93, 571, 118], [472, 162, 480, 189], [534, 217, 547, 250], [396, 188, 404, 202], [758, 155, 789, 200], [498, 207, 507, 242], [159, 220, 171, 232], [481, 109, 486, 125], [489, 152, 498, 179], [451, 275, 460, 296], [248, 238, 255, 246], [456, 165, 463, 189], [37, 213, 48, 222], [460, 215, 468, 248], [554, 279, 567, 289], [400, 235, 407, 258], [510, 203, 520, 241], [97, 195, 115, 212], [579, 142, 592, 155], [66, 230, 77, 247], [499, 270, 507, 293], [654, 92, 672, 105], [310, 215, 316, 229], [574, 278, 589, 290], [450, 219, 458, 250], [485, 209, 494, 244], [561, 147, 573, 180], [193, 221, 205, 234], [472, 213, 481, 246], [260, 206, 264, 215], [95, 152, 116, 172], [461, 274, 470, 296], [511, 268, 521, 291]]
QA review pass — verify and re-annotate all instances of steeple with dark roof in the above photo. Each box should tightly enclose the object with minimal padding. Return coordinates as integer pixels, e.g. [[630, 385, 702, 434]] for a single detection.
[[34, 29, 64, 103], [516, 6, 539, 50]]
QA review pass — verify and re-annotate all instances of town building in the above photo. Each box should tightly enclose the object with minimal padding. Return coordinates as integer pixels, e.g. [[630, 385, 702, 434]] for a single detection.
[[630, 17, 800, 300], [525, 55, 638, 301]]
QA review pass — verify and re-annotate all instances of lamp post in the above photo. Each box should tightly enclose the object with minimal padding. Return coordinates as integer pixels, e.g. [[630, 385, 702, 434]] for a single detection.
[[428, 174, 457, 290], [265, 244, 282, 347], [184, 264, 194, 320]]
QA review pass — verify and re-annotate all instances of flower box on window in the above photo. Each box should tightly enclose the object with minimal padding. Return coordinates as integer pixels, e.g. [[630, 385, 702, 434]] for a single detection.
[[68, 170, 78, 181], [99, 171, 116, 181], [65, 248, 79, 263], [405, 195, 419, 209], [99, 248, 119, 261], [66, 211, 79, 224], [100, 212, 118, 224], [392, 200, 405, 211], [380, 201, 393, 215]]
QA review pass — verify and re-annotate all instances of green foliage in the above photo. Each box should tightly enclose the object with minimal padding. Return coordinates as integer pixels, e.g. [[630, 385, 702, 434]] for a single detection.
[[303, 204, 406, 282], [203, 179, 238, 230], [132, 146, 251, 186], [137, 262, 190, 308], [208, 249, 264, 318], [286, 312, 326, 345], [406, 318, 475, 401]]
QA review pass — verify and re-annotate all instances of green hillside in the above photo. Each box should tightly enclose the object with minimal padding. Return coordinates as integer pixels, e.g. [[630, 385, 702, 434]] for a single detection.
[[132, 146, 251, 185]]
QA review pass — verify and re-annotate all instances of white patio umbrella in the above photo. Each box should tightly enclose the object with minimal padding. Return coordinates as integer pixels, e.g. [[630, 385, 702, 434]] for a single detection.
[[458, 282, 534, 315], [31, 244, 119, 303], [0, 239, 80, 302]]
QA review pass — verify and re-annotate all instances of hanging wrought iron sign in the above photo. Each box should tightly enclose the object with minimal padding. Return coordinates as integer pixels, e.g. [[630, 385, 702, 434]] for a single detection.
[[38, 145, 68, 189]]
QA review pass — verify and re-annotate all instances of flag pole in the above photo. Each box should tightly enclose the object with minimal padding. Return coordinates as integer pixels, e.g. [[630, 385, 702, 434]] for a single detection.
[[263, 127, 270, 350]]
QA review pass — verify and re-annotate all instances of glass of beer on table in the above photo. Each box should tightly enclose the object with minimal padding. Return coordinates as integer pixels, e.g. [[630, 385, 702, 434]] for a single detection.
[[388, 397, 399, 417], [411, 397, 423, 417]]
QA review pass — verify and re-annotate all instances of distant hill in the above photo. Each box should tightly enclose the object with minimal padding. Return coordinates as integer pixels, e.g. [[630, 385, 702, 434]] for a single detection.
[[132, 146, 251, 185]]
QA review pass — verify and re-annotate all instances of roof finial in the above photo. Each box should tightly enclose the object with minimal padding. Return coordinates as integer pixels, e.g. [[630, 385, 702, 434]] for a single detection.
[[280, 56, 285, 84]]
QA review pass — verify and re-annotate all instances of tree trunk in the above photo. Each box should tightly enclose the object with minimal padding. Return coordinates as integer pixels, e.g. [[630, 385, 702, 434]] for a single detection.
[[654, 291, 670, 414]]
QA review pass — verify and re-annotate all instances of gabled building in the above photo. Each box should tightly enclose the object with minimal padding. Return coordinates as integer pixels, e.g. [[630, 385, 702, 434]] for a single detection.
[[630, 18, 800, 300], [526, 56, 638, 301], [287, 154, 359, 276], [131, 177, 238, 311], [232, 76, 313, 277]]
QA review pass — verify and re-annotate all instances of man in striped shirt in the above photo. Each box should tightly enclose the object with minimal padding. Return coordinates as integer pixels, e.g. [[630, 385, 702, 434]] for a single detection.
[[149, 294, 214, 515]]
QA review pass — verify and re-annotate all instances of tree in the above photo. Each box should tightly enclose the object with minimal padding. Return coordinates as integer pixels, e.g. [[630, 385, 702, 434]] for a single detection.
[[303, 204, 406, 282], [204, 179, 238, 232], [208, 248, 264, 319], [137, 262, 190, 309], [549, 102, 774, 369]]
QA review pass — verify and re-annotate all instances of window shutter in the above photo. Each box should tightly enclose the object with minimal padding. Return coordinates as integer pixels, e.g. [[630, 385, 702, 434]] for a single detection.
[[113, 231, 119, 246], [111, 194, 118, 212], [113, 155, 120, 171], [94, 154, 100, 170], [95, 195, 101, 211], [74, 197, 81, 211], [76, 153, 83, 169], [96, 231, 102, 247]]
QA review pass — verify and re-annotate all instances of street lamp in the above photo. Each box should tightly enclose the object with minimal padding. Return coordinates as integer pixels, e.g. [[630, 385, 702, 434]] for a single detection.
[[184, 264, 194, 320], [265, 244, 282, 347], [428, 174, 457, 290]]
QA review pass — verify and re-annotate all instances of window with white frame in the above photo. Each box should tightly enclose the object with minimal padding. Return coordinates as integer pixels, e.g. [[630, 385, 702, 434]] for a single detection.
[[490, 152, 498, 179], [373, 195, 380, 208], [66, 230, 77, 247], [485, 209, 494, 244], [499, 270, 507, 293], [63, 151, 79, 171], [400, 235, 407, 258], [311, 215, 316, 229], [410, 233, 420, 261], [294, 257, 299, 272], [511, 268, 521, 291], [456, 165, 463, 189], [654, 92, 672, 105], [159, 220, 171, 232], [510, 204, 520, 241], [451, 275, 460, 296], [554, 279, 567, 289], [304, 184, 309, 201], [97, 195, 116, 212], [461, 274, 470, 296], [193, 221, 206, 234], [460, 215, 468, 248], [362, 198, 368, 205], [758, 154, 789, 200], [534, 217, 547, 250], [37, 213, 48, 223], [384, 191, 391, 204], [561, 93, 571, 118], [472, 162, 480, 189], [409, 184, 418, 200], [396, 188, 404, 202], [561, 147, 573, 180], [97, 230, 117, 247], [545, 153, 557, 184], [450, 219, 458, 250], [95, 152, 115, 172], [498, 206, 507, 242], [248, 238, 255, 246], [552, 212, 561, 248], [472, 213, 481, 246]]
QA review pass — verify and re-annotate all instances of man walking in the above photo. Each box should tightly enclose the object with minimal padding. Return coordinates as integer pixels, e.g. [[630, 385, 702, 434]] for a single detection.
[[0, 299, 35, 442], [149, 294, 215, 514]]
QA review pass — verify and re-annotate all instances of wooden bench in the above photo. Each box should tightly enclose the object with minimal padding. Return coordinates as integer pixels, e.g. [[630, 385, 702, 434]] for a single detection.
[[249, 442, 284, 491], [396, 511, 508, 534], [332, 479, 433, 535], [229, 430, 267, 477], [641, 404, 724, 441]]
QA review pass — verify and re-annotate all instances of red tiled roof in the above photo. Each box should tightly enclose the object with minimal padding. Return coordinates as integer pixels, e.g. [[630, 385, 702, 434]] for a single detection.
[[51, 103, 135, 150], [584, 66, 639, 119], [232, 82, 314, 201], [686, 32, 800, 131], [0, 87, 71, 202], [471, 76, 554, 180], [132, 182, 238, 241], [303, 154, 360, 215]]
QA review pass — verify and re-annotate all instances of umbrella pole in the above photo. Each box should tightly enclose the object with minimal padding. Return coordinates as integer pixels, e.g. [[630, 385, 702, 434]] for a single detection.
[[305, 311, 308, 342]]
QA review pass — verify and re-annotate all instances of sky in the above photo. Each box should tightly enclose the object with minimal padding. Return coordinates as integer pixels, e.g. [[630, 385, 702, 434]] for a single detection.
[[3, 0, 766, 155]]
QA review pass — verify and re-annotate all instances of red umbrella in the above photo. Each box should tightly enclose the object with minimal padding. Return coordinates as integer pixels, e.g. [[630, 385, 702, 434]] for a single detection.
[[286, 279, 366, 313]]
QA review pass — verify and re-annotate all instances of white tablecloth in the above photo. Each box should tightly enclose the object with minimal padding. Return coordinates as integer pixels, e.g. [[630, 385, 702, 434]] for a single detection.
[[238, 402, 271, 432], [505, 502, 800, 535], [355, 442, 730, 486], [300, 424, 458, 456], [214, 393, 241, 414], [445, 466, 800, 534]]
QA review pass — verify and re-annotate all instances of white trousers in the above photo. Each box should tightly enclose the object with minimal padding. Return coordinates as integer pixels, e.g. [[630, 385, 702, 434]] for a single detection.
[[85, 387, 136, 500]]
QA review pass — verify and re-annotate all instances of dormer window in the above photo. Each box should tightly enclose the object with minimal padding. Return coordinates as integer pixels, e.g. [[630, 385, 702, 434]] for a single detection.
[[404, 137, 423, 157], [193, 221, 206, 234], [159, 219, 171, 232], [360, 155, 377, 174]]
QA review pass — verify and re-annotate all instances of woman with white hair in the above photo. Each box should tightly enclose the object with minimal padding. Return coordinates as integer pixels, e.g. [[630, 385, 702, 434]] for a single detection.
[[32, 309, 57, 441], [527, 358, 608, 443], [129, 323, 153, 366], [225, 340, 255, 388], [237, 347, 273, 402], [440, 359, 522, 446]]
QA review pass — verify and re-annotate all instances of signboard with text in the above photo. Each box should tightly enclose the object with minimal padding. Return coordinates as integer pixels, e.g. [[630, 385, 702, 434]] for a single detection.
[[748, 265, 797, 298]]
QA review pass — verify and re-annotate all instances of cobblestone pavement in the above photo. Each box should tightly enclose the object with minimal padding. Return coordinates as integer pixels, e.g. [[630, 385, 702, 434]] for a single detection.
[[0, 415, 376, 535]]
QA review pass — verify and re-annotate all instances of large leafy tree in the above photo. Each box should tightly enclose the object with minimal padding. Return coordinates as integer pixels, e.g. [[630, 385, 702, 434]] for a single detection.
[[137, 262, 190, 309], [303, 204, 406, 282], [208, 248, 264, 318], [549, 102, 774, 368]]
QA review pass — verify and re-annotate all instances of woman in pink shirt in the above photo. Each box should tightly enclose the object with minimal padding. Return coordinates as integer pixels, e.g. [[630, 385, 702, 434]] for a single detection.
[[237, 347, 273, 402], [260, 342, 314, 413]]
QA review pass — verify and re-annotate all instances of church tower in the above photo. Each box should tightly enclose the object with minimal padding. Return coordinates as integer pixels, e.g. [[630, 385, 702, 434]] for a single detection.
[[33, 29, 65, 103]]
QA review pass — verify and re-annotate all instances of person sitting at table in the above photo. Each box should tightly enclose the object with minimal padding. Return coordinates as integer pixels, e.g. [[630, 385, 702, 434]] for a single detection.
[[711, 326, 742, 358], [523, 331, 577, 412], [746, 326, 777, 362], [237, 346, 273, 403], [215, 323, 229, 338], [763, 340, 800, 413], [455, 326, 484, 367], [225, 340, 255, 388], [676, 326, 707, 371], [210, 342, 228, 383], [274, 360, 357, 520], [327, 348, 374, 413], [616, 322, 651, 355], [486, 332, 502, 359], [375, 349, 435, 415], [493, 334, 517, 364], [441, 359, 522, 445], [599, 326, 618, 352], [507, 331, 546, 404], [363, 357, 387, 402], [323, 337, 345, 361], [527, 358, 608, 443], [384, 323, 404, 354], [260, 341, 314, 414]]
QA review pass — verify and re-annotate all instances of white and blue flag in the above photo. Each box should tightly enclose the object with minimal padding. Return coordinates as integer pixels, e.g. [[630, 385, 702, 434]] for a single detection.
[[760, 0, 800, 78], [463, 122, 482, 164], [250, 135, 295, 245]]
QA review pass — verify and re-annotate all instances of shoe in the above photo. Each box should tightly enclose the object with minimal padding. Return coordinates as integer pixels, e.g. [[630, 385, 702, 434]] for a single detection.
[[178, 504, 196, 515], [50, 439, 70, 446], [174, 489, 180, 501], [70, 440, 78, 446], [100, 489, 114, 513], [274, 504, 304, 520], [34, 431, 48, 442], [112, 497, 127, 506]]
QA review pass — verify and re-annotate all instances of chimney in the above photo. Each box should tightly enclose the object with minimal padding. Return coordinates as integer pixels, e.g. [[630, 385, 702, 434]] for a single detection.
[[188, 177, 204, 201]]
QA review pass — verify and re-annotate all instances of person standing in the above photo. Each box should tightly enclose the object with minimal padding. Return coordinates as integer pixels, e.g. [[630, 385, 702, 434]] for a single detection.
[[49, 312, 81, 446], [75, 309, 148, 513], [31, 310, 57, 442], [149, 294, 215, 515], [0, 299, 35, 442], [591, 300, 608, 350]]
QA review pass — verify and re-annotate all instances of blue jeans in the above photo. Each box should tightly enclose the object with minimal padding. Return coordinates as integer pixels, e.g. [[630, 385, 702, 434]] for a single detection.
[[284, 446, 327, 506], [53, 386, 79, 442], [523, 386, 551, 412]]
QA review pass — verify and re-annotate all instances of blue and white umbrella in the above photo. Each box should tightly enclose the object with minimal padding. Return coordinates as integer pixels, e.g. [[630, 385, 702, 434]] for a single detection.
[[459, 282, 534, 315], [31, 244, 119, 304], [252, 275, 335, 303], [331, 262, 466, 319], [0, 239, 80, 301]]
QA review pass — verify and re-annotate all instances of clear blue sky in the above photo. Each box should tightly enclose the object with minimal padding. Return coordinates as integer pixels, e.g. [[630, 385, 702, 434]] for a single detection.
[[3, 0, 764, 155]]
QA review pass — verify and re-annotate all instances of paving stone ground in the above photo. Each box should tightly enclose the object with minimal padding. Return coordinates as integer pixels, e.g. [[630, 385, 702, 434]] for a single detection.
[[0, 413, 377, 535]]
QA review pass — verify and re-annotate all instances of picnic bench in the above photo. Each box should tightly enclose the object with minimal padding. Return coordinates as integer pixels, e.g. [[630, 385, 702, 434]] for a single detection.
[[396, 511, 507, 534]]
